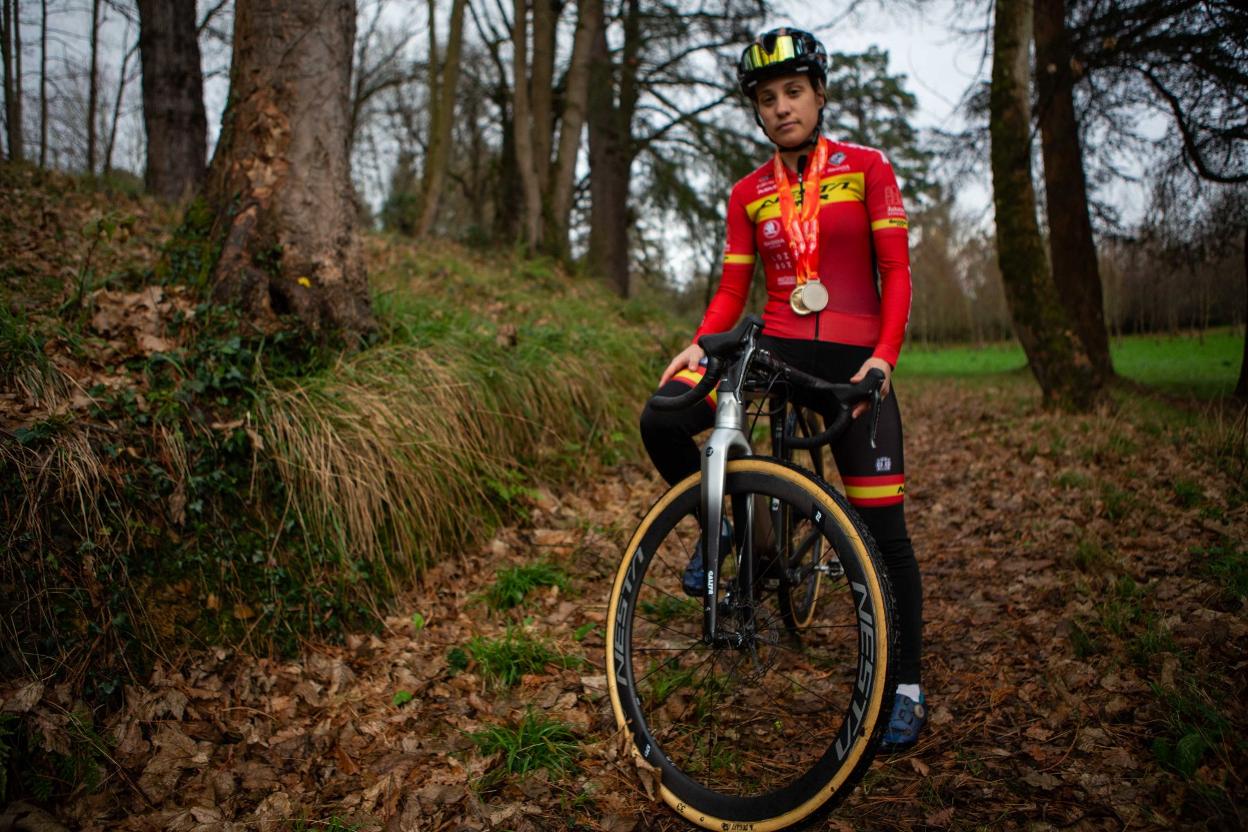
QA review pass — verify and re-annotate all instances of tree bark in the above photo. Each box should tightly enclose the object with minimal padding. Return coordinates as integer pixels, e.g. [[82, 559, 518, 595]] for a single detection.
[[1035, 0, 1113, 382], [415, 0, 466, 238], [138, 0, 207, 201], [1, 0, 21, 162], [86, 0, 100, 174], [1237, 226, 1247, 399], [203, 0, 374, 339], [104, 37, 134, 175], [11, 0, 19, 161], [512, 0, 543, 252], [546, 0, 600, 259], [990, 0, 1098, 408], [587, 0, 639, 296], [38, 0, 45, 166], [530, 0, 555, 196]]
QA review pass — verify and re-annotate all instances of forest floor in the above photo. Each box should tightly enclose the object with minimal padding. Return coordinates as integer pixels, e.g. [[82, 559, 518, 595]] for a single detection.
[[23, 374, 1245, 832]]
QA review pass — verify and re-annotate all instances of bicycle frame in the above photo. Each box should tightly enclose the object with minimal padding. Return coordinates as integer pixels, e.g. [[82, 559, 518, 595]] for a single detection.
[[698, 328, 760, 645]]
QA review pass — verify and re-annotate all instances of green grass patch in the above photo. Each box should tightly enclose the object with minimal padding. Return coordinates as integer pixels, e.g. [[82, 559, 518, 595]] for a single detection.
[[897, 329, 1243, 400], [469, 710, 579, 780], [1192, 545, 1248, 600], [1150, 679, 1231, 779], [460, 627, 580, 688], [484, 560, 569, 611], [896, 341, 1027, 376], [1111, 329, 1242, 398]]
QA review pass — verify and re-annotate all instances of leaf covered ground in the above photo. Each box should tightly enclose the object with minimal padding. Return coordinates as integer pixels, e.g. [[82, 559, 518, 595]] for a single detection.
[[6, 375, 1245, 832]]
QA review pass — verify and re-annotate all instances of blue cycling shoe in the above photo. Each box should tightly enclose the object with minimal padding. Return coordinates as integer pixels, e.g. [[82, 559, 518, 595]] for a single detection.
[[878, 689, 926, 753], [682, 519, 733, 597]]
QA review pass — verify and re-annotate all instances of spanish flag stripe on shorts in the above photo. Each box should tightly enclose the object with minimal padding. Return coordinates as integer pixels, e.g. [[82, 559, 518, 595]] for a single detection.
[[673, 368, 717, 409], [842, 474, 905, 507]]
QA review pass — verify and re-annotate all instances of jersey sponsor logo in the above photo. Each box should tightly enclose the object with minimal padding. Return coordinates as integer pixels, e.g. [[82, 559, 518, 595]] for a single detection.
[[871, 217, 908, 231], [875, 456, 892, 472], [762, 219, 781, 238], [829, 151, 846, 165], [745, 172, 866, 222], [884, 185, 906, 217]]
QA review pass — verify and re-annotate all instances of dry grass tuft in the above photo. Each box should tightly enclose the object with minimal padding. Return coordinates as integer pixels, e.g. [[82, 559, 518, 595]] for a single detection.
[[260, 242, 665, 577]]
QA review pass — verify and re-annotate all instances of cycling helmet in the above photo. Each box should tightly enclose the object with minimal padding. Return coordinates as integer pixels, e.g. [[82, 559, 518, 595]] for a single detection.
[[737, 28, 828, 99]]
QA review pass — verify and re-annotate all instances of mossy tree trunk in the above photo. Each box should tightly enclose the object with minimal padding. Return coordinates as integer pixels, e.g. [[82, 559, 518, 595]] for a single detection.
[[1035, 0, 1112, 383], [203, 0, 374, 339], [990, 0, 1098, 409]]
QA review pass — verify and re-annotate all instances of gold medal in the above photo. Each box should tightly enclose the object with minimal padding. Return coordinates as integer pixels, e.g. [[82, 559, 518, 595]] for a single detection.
[[790, 285, 811, 315], [801, 280, 828, 313]]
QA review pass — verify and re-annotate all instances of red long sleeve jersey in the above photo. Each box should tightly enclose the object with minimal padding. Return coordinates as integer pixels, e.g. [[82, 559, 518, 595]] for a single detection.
[[694, 139, 912, 367]]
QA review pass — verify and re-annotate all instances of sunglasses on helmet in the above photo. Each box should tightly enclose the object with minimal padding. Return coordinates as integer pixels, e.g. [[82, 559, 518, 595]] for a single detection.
[[740, 32, 816, 75]]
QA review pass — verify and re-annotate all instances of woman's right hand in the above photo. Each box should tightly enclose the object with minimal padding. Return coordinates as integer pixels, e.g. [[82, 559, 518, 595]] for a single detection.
[[659, 343, 706, 387]]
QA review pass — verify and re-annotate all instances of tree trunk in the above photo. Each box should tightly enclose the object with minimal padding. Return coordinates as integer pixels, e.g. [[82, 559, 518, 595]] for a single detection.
[[512, 0, 543, 252], [546, 0, 600, 259], [1, 0, 21, 162], [11, 0, 19, 161], [203, 0, 374, 339], [138, 0, 207, 201], [104, 38, 134, 175], [38, 0, 45, 167], [587, 0, 639, 296], [1035, 0, 1113, 382], [1236, 226, 1247, 399], [990, 0, 1098, 408], [415, 0, 466, 238], [86, 0, 100, 174], [530, 0, 555, 197]]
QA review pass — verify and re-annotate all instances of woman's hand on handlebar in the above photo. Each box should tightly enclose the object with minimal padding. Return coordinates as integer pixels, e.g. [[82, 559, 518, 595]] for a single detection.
[[659, 343, 707, 387], [850, 357, 893, 418]]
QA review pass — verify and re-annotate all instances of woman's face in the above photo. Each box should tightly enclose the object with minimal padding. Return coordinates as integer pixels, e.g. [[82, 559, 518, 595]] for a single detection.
[[754, 74, 824, 148]]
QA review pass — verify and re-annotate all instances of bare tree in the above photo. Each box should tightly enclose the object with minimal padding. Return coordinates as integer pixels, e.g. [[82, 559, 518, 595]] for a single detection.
[[38, 0, 45, 166], [86, 0, 100, 174], [137, 0, 207, 200], [202, 0, 375, 338], [416, 0, 466, 238], [547, 0, 600, 258], [1, 0, 22, 161], [512, 0, 543, 251], [990, 0, 1098, 408], [1035, 0, 1112, 381]]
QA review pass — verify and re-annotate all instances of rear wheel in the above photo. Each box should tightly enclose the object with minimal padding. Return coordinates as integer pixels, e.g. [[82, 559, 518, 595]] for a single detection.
[[605, 458, 896, 832]]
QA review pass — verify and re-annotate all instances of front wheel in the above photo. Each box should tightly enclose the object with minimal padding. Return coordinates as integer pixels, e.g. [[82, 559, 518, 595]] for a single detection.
[[605, 458, 897, 832]]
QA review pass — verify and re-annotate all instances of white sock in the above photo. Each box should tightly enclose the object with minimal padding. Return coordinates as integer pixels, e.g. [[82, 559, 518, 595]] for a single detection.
[[896, 683, 922, 702]]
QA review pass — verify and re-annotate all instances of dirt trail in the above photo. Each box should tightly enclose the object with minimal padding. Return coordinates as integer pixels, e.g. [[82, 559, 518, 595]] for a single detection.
[[51, 379, 1246, 832]]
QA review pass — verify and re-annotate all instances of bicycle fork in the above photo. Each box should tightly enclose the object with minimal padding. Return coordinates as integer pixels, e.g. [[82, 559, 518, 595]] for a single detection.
[[699, 389, 754, 646]]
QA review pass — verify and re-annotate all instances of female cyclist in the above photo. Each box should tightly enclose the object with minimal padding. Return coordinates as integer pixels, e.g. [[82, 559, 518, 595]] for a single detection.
[[639, 27, 926, 752]]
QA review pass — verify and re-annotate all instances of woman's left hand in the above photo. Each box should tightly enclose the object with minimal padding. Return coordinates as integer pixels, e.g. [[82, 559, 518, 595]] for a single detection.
[[849, 357, 893, 419]]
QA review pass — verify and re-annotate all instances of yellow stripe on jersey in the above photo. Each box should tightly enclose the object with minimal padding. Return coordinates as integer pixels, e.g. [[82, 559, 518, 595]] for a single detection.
[[843, 482, 906, 500], [723, 252, 756, 265], [871, 217, 909, 231], [745, 173, 866, 223]]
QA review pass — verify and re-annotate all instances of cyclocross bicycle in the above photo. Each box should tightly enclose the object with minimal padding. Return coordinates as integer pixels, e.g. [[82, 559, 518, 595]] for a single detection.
[[606, 315, 898, 832]]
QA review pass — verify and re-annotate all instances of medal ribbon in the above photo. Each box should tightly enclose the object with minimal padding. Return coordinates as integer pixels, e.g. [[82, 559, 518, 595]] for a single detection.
[[771, 137, 828, 286]]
